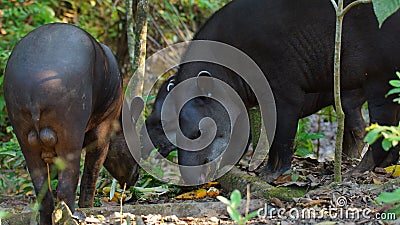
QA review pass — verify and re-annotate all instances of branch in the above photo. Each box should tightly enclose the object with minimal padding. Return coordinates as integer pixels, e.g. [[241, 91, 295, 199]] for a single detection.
[[340, 0, 372, 17], [330, 0, 338, 11]]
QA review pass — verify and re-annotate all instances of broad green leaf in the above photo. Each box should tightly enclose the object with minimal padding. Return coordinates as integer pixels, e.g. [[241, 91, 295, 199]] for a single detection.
[[295, 147, 315, 158], [397, 72, 400, 79], [372, 0, 400, 28], [382, 138, 393, 150], [244, 210, 259, 220], [393, 97, 400, 103], [389, 80, 400, 88], [364, 128, 382, 144], [110, 178, 118, 200], [305, 133, 325, 140], [386, 87, 400, 97], [377, 189, 400, 203], [217, 196, 231, 205], [291, 173, 300, 182], [227, 207, 240, 222], [230, 190, 242, 208]]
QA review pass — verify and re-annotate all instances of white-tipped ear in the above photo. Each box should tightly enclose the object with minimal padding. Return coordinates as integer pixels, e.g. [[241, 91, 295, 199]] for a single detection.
[[197, 70, 212, 77], [196, 70, 214, 95]]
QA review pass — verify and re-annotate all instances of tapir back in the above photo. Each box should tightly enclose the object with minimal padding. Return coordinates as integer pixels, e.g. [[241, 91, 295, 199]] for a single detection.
[[4, 23, 95, 133]]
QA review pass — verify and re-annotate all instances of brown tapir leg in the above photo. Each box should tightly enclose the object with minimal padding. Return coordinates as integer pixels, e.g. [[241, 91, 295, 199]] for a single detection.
[[79, 120, 112, 207], [56, 140, 82, 214], [19, 142, 54, 225]]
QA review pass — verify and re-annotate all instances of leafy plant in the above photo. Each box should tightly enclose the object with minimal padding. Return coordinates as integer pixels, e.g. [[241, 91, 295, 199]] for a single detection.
[[376, 188, 400, 220], [294, 118, 325, 158], [217, 190, 258, 225], [365, 71, 400, 150], [385, 72, 400, 102], [0, 210, 10, 220], [364, 123, 400, 150], [0, 126, 33, 195]]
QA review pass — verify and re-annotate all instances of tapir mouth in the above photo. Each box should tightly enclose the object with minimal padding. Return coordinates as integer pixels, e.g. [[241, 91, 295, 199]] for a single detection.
[[179, 160, 219, 185], [157, 144, 177, 158]]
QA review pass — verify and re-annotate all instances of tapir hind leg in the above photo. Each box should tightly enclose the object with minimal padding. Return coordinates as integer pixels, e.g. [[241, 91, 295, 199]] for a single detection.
[[79, 120, 112, 207], [55, 136, 83, 214], [19, 141, 54, 225], [342, 89, 367, 159], [9, 120, 55, 225]]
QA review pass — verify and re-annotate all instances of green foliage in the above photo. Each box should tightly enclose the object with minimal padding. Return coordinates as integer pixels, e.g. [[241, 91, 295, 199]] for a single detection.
[[372, 0, 400, 28], [0, 126, 33, 195], [377, 189, 400, 220], [386, 72, 400, 103], [217, 190, 258, 225], [0, 210, 10, 220], [294, 118, 325, 158], [148, 0, 229, 48], [370, 71, 400, 219], [135, 169, 169, 188], [365, 72, 400, 151], [364, 123, 400, 150]]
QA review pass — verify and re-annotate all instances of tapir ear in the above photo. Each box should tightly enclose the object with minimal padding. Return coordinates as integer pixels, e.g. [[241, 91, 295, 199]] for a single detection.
[[196, 70, 214, 94]]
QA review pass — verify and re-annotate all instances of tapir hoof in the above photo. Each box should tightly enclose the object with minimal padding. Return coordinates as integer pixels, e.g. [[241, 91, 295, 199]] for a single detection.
[[259, 163, 291, 183]]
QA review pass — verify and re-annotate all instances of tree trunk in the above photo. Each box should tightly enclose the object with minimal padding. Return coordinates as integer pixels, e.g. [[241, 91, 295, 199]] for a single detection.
[[333, 6, 345, 183], [330, 0, 372, 183], [126, 0, 148, 96]]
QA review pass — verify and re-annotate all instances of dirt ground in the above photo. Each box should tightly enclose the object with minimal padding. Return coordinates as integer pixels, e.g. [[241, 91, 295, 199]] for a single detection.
[[1, 157, 400, 225]]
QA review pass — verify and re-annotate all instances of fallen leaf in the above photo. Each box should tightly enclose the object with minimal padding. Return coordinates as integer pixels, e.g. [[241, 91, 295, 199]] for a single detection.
[[206, 187, 220, 197], [275, 174, 292, 185], [202, 182, 219, 188], [175, 188, 207, 200], [384, 165, 400, 177], [271, 197, 284, 208], [373, 178, 382, 185]]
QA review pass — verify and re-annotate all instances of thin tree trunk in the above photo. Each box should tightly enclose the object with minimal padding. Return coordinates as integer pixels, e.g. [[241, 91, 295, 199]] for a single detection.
[[330, 0, 372, 183], [126, 0, 148, 96], [126, 0, 136, 77], [333, 5, 344, 182]]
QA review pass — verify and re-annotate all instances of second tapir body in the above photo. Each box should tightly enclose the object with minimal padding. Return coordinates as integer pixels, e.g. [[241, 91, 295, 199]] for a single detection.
[[4, 23, 138, 225], [145, 0, 400, 184]]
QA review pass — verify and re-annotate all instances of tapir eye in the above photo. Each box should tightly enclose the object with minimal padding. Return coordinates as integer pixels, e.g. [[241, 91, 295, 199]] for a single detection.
[[166, 79, 175, 92]]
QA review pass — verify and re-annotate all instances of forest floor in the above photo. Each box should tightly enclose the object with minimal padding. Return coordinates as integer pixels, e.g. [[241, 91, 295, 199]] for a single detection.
[[2, 114, 400, 224], [1, 157, 400, 225]]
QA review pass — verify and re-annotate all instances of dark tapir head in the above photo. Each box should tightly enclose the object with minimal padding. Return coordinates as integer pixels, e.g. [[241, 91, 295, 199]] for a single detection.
[[144, 76, 178, 158], [145, 62, 250, 185]]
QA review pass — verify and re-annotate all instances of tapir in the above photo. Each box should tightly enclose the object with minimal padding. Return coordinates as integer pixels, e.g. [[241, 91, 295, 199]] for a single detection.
[[145, 0, 400, 184], [4, 23, 138, 225]]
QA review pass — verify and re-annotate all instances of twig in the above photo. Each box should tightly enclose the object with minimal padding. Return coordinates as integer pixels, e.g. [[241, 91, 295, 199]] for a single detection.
[[167, 1, 193, 40], [245, 184, 250, 216], [46, 163, 53, 199], [120, 183, 127, 224], [330, 0, 338, 11], [341, 0, 372, 17]]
